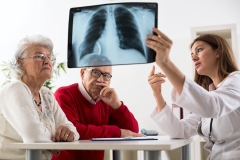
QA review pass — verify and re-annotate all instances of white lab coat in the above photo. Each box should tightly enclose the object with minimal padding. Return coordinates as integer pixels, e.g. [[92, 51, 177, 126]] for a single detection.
[[151, 71, 240, 160]]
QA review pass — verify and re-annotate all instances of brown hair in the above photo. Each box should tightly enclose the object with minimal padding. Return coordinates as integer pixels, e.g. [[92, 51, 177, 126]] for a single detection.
[[190, 34, 239, 90]]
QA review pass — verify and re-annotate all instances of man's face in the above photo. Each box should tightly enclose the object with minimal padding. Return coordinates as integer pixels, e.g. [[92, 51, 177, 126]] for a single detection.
[[81, 66, 112, 100]]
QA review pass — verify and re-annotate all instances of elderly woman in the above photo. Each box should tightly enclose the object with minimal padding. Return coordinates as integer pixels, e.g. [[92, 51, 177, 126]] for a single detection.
[[0, 35, 79, 160]]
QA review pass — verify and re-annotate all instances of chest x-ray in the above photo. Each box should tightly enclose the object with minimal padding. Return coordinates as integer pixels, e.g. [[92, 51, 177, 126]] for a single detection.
[[68, 2, 158, 68]]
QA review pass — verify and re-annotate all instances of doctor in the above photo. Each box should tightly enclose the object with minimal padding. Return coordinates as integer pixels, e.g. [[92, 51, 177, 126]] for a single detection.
[[147, 28, 240, 160]]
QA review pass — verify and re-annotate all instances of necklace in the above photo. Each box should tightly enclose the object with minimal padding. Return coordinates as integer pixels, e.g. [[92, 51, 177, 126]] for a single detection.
[[34, 95, 41, 106], [34, 100, 41, 106]]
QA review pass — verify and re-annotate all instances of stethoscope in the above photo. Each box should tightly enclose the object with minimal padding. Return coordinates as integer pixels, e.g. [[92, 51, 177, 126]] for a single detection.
[[208, 118, 214, 143]]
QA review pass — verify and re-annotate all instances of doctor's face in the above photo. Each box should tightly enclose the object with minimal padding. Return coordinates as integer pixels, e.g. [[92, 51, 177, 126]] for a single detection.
[[191, 41, 219, 77], [81, 66, 112, 100]]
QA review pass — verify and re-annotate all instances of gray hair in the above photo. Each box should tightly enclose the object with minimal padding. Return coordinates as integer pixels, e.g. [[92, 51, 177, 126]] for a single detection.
[[82, 54, 112, 67], [9, 35, 54, 80]]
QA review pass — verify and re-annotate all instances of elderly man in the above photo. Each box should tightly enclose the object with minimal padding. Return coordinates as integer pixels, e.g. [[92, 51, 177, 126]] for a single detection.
[[52, 54, 142, 160]]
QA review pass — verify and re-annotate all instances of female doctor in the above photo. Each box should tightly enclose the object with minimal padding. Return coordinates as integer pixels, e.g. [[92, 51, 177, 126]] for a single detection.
[[147, 28, 240, 160]]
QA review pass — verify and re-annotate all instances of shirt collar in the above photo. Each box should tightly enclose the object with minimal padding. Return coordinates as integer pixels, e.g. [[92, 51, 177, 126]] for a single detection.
[[209, 71, 240, 91], [78, 80, 99, 104]]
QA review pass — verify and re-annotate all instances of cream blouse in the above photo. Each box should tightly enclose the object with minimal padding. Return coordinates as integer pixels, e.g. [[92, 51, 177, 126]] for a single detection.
[[0, 80, 79, 160]]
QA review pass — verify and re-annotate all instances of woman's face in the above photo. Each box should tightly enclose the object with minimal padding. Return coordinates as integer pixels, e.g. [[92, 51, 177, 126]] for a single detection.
[[21, 45, 53, 82], [191, 41, 219, 77]]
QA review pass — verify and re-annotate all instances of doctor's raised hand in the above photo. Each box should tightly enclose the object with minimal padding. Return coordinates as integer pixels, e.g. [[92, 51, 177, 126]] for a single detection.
[[146, 28, 185, 94], [148, 65, 166, 113], [146, 28, 172, 65]]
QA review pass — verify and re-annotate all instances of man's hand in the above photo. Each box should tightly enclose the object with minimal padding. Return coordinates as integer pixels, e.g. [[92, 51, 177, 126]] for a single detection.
[[51, 125, 75, 142], [120, 129, 145, 138], [97, 83, 122, 109]]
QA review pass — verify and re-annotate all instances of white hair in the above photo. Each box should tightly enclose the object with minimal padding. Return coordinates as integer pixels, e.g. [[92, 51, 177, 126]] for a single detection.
[[8, 35, 54, 80], [82, 54, 112, 67]]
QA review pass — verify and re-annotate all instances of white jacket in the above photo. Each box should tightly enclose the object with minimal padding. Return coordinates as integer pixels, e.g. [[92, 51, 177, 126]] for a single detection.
[[0, 80, 80, 160], [151, 71, 240, 160]]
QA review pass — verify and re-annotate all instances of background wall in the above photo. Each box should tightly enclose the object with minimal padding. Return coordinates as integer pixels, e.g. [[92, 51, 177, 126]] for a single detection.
[[0, 0, 240, 136]]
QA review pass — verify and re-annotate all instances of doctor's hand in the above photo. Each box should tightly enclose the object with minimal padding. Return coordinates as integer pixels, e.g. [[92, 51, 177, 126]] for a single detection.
[[97, 83, 122, 109], [120, 129, 145, 138], [148, 65, 166, 95], [146, 28, 173, 66], [148, 65, 167, 113]]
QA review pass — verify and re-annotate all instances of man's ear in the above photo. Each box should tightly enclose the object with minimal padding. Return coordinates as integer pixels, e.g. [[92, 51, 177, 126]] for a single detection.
[[80, 68, 85, 80]]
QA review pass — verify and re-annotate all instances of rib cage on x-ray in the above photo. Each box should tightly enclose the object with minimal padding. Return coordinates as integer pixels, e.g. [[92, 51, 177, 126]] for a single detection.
[[78, 6, 146, 62]]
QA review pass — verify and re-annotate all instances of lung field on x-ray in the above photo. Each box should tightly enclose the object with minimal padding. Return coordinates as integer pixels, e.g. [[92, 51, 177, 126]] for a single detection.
[[78, 8, 107, 59], [114, 7, 145, 57], [71, 4, 154, 67]]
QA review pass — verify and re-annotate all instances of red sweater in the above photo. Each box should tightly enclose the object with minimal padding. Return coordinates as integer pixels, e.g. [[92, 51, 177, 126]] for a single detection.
[[52, 83, 139, 160]]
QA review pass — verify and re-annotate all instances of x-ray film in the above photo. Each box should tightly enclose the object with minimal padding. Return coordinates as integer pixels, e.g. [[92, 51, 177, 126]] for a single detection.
[[67, 2, 158, 68]]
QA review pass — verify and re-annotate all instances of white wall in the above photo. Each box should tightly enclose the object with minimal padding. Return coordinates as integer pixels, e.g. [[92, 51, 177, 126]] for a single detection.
[[0, 0, 240, 135]]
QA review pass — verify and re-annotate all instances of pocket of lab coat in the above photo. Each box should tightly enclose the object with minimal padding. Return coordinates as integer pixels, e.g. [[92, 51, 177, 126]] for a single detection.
[[214, 114, 234, 140]]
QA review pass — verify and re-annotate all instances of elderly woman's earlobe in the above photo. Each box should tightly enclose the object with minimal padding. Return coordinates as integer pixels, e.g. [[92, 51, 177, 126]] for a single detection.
[[17, 59, 23, 68], [19, 64, 23, 68], [19, 63, 25, 71]]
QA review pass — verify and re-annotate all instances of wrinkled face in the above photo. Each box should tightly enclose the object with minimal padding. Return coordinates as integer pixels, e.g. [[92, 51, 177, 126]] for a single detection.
[[81, 66, 112, 100], [19, 45, 54, 82], [191, 41, 219, 77]]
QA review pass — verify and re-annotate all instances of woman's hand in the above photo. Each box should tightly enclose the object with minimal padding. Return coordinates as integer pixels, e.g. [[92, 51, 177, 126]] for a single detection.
[[51, 125, 75, 142], [146, 28, 172, 66], [148, 65, 166, 95], [148, 65, 167, 112], [146, 28, 184, 95]]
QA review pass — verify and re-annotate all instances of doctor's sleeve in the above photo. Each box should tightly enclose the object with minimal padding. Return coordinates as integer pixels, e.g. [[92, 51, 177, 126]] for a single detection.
[[151, 104, 200, 139]]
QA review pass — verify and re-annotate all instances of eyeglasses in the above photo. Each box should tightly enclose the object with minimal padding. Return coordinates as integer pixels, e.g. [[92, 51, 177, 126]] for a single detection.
[[86, 68, 112, 81], [20, 53, 56, 65]]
